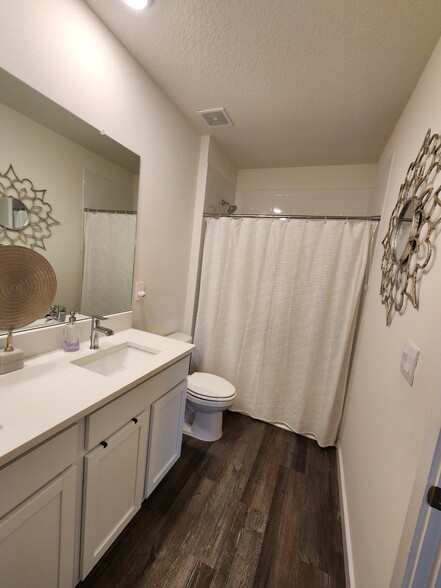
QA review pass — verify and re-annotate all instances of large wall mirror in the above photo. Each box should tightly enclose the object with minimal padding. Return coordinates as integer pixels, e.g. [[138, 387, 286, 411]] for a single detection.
[[0, 67, 140, 333]]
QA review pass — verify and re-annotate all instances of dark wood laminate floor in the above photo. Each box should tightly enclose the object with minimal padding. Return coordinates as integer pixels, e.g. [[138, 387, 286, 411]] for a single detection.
[[78, 412, 346, 588]]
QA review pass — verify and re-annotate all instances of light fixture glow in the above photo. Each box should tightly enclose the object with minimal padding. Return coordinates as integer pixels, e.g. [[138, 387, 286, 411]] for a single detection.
[[122, 0, 150, 9], [273, 207, 282, 214]]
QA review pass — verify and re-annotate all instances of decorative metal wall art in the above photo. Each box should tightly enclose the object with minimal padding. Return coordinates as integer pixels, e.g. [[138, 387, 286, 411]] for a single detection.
[[380, 130, 441, 325], [0, 164, 59, 250]]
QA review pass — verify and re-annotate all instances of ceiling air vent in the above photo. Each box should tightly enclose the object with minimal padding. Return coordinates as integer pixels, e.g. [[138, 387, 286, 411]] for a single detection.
[[197, 108, 233, 128]]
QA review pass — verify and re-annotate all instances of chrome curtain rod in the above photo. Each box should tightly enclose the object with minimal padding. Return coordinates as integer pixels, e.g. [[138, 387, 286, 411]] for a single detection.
[[84, 208, 137, 215], [204, 213, 381, 221]]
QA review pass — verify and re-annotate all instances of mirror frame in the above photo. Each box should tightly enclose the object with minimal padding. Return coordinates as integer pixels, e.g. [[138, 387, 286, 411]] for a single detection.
[[380, 129, 441, 326]]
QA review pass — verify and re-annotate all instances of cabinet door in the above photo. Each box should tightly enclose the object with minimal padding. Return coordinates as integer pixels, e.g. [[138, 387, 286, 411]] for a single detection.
[[145, 380, 187, 497], [81, 409, 149, 579], [0, 465, 77, 588]]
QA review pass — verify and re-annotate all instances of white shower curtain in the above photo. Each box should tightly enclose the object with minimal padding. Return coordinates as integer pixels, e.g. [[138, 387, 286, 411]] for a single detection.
[[192, 217, 372, 447], [81, 211, 136, 316]]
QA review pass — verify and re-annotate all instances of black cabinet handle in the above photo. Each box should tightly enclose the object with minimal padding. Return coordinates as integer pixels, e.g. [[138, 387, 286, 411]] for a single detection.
[[427, 486, 441, 511], [99, 418, 138, 449]]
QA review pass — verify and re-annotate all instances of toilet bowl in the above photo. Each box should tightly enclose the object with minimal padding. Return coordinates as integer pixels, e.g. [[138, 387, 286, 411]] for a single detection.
[[185, 372, 236, 442], [166, 333, 236, 442]]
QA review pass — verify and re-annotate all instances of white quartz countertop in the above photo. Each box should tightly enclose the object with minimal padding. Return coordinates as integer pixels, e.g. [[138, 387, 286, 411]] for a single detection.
[[0, 329, 194, 467]]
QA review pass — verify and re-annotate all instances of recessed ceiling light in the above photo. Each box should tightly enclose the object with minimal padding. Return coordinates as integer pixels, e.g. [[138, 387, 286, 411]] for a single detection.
[[122, 0, 151, 9]]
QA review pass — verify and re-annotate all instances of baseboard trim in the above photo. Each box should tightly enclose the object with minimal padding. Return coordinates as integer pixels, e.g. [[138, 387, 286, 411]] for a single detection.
[[337, 445, 356, 588]]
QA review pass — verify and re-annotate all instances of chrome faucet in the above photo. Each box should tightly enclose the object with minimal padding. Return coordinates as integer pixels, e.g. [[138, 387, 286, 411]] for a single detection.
[[89, 315, 114, 349]]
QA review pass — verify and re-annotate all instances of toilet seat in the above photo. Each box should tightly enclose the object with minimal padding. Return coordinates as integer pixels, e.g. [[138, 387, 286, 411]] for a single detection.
[[187, 372, 236, 401]]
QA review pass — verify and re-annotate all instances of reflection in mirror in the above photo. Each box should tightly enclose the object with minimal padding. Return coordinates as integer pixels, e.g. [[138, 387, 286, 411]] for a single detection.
[[0, 197, 29, 230], [392, 200, 414, 265], [0, 67, 140, 333], [81, 170, 137, 316]]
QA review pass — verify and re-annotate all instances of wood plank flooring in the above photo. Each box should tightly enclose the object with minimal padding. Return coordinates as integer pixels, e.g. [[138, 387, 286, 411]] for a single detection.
[[78, 412, 346, 588]]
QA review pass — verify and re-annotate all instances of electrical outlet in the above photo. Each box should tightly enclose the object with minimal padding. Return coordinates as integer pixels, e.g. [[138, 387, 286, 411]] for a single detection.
[[135, 282, 146, 301]]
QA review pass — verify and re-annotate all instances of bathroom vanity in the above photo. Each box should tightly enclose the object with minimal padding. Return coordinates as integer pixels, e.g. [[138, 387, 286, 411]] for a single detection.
[[0, 328, 193, 587]]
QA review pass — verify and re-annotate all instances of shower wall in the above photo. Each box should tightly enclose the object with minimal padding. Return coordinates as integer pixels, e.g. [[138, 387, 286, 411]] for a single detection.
[[236, 164, 379, 216]]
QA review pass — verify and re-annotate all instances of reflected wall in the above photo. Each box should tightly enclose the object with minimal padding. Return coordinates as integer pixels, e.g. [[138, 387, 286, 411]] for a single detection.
[[0, 98, 139, 320]]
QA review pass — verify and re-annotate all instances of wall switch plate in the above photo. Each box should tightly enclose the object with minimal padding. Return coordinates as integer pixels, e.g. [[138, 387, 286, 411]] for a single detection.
[[135, 282, 146, 301], [400, 340, 420, 385]]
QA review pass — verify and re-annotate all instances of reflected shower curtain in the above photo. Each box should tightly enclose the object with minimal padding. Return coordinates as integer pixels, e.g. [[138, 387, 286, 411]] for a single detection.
[[81, 212, 136, 316], [192, 217, 372, 447]]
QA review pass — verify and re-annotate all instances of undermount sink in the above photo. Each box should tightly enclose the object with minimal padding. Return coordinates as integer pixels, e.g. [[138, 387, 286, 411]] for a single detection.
[[72, 343, 159, 377]]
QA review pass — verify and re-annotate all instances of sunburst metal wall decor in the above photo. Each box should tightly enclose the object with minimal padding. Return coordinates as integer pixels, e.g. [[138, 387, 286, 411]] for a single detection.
[[0, 164, 59, 250], [380, 130, 441, 326]]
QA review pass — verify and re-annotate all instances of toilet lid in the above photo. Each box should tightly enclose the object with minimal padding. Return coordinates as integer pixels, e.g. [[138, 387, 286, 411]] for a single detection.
[[187, 372, 236, 400]]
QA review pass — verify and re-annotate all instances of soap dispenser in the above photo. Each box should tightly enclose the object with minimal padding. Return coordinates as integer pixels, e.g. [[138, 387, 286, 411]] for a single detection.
[[63, 310, 80, 352]]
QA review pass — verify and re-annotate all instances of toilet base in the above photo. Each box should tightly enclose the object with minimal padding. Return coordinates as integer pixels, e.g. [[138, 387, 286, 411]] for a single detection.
[[183, 410, 223, 442]]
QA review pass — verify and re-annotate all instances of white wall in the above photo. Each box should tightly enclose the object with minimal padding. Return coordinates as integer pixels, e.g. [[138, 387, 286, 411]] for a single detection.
[[339, 37, 441, 587], [236, 164, 378, 216], [237, 164, 377, 190], [0, 0, 200, 335]]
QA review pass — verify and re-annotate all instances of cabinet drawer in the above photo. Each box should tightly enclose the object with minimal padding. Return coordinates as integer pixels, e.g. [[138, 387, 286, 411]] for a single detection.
[[85, 357, 189, 451], [0, 425, 79, 519]]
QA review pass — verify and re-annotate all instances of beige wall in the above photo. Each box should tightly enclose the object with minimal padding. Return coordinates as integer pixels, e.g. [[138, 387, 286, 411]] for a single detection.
[[208, 140, 238, 188], [0, 0, 200, 336], [83, 170, 136, 211], [339, 37, 441, 587], [204, 139, 238, 213]]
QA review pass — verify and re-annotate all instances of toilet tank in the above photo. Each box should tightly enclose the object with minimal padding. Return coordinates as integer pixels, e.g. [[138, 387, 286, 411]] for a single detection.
[[166, 332, 193, 344]]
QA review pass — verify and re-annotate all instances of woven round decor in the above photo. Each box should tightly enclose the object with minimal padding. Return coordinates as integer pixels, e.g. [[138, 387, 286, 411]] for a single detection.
[[0, 245, 57, 330]]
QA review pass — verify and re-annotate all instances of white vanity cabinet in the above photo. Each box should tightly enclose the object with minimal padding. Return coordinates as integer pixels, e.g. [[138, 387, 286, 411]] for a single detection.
[[0, 336, 192, 586], [0, 426, 79, 588], [145, 380, 187, 497], [81, 410, 149, 579], [80, 355, 189, 579]]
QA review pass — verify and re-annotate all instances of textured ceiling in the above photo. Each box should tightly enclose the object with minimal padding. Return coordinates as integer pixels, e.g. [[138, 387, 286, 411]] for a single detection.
[[84, 0, 441, 169]]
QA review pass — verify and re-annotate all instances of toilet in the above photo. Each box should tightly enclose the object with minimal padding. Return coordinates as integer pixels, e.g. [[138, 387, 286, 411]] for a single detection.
[[167, 332, 236, 442]]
